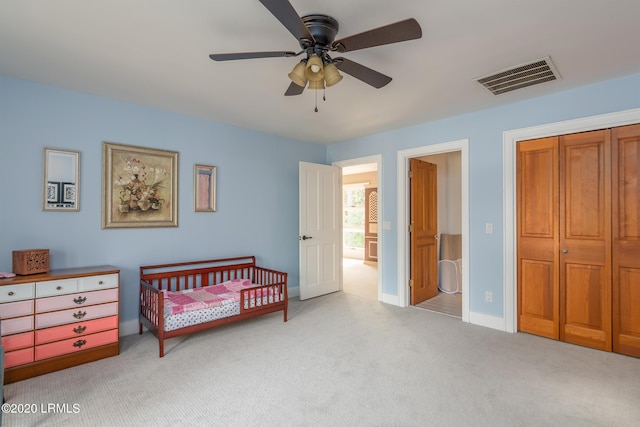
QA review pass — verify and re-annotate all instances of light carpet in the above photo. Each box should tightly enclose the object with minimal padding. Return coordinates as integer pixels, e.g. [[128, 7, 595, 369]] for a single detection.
[[4, 292, 639, 426]]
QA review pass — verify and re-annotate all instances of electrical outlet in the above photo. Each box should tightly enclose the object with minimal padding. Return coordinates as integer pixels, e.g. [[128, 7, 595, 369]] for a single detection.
[[485, 291, 493, 303]]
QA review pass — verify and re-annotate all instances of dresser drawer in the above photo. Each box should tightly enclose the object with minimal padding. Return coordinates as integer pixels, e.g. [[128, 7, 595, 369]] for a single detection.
[[0, 299, 34, 318], [78, 273, 118, 292], [35, 302, 118, 329], [35, 315, 118, 345], [2, 331, 34, 351], [1, 316, 34, 336], [36, 278, 79, 298], [35, 288, 118, 313], [0, 283, 35, 302], [35, 329, 118, 361], [5, 347, 35, 369]]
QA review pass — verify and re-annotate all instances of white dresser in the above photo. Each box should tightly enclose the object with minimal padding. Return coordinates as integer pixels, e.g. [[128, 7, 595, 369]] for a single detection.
[[0, 265, 119, 384]]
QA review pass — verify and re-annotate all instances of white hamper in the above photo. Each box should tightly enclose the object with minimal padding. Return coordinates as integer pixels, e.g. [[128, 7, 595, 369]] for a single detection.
[[438, 234, 462, 294], [438, 259, 460, 294]]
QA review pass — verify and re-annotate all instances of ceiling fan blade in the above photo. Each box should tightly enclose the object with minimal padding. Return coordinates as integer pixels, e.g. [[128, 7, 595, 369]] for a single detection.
[[284, 82, 305, 96], [209, 51, 296, 61], [259, 0, 314, 44], [334, 58, 392, 89], [332, 18, 422, 53]]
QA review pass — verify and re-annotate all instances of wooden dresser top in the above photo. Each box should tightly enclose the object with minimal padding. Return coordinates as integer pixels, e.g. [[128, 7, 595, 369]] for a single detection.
[[0, 265, 119, 286]]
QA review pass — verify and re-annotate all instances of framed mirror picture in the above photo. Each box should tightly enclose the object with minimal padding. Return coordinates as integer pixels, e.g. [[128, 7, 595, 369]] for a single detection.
[[43, 148, 80, 211]]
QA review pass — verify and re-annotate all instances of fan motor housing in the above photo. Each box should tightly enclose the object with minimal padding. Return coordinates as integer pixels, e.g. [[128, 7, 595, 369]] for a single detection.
[[301, 14, 339, 48]]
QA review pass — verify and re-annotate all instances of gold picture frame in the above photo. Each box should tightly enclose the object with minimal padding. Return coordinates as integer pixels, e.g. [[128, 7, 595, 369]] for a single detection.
[[102, 141, 178, 228], [194, 164, 217, 212]]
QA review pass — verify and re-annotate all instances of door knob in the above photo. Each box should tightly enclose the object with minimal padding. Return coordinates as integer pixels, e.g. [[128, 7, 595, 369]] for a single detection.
[[300, 235, 313, 240], [561, 248, 568, 254]]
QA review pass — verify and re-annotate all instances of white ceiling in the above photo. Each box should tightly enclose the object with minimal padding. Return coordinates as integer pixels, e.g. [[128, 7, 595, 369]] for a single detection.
[[2, 1, 640, 145]]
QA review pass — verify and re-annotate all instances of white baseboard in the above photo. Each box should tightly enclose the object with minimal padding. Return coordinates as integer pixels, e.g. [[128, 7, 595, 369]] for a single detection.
[[469, 311, 507, 332], [382, 293, 400, 306], [288, 286, 300, 298], [119, 318, 140, 337]]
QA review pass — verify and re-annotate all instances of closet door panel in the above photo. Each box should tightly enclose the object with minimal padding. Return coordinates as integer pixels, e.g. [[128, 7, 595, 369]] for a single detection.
[[517, 137, 559, 339], [559, 130, 611, 351], [612, 124, 640, 357]]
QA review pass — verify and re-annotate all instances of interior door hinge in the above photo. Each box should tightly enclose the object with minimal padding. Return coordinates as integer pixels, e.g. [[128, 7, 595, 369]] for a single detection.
[[409, 279, 414, 288], [409, 224, 414, 233], [408, 170, 413, 178]]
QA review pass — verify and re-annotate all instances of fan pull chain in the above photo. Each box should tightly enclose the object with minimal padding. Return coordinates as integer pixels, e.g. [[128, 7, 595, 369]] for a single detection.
[[314, 87, 318, 112]]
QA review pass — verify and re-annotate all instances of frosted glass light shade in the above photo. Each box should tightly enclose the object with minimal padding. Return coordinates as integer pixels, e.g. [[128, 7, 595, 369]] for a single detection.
[[323, 62, 343, 87], [288, 61, 308, 87], [305, 55, 324, 82], [308, 80, 325, 90]]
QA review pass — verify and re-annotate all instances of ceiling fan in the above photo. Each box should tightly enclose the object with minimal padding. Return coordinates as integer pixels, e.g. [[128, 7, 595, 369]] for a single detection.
[[209, 0, 422, 100]]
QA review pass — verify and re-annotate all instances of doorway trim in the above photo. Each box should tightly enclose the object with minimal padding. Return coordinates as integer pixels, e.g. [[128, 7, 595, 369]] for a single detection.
[[397, 139, 470, 323], [333, 155, 383, 301], [503, 107, 640, 333]]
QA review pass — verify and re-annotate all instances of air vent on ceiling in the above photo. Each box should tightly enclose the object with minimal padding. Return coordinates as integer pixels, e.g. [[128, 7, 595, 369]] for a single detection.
[[476, 56, 561, 95]]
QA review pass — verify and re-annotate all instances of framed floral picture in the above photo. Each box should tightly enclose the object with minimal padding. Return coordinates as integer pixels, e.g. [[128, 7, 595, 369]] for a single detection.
[[194, 164, 217, 212], [102, 141, 178, 228]]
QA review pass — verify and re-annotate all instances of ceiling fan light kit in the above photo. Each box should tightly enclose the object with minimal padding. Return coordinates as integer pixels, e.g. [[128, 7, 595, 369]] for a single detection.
[[209, 0, 422, 111]]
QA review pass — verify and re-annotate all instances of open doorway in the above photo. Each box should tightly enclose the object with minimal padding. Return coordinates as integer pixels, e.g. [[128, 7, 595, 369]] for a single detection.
[[397, 139, 470, 322], [340, 161, 380, 301], [411, 152, 462, 317]]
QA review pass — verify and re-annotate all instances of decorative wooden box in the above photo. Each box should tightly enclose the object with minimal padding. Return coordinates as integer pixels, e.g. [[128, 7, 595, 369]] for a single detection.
[[12, 249, 50, 275]]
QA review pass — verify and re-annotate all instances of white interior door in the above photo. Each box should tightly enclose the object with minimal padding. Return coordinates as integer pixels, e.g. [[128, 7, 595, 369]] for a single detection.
[[299, 161, 342, 300]]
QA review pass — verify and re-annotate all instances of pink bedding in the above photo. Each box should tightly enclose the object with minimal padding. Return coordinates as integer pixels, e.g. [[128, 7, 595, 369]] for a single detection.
[[162, 279, 256, 315]]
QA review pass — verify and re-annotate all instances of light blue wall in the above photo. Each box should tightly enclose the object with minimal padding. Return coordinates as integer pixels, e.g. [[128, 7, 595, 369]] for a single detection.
[[3, 73, 640, 328], [0, 76, 326, 330], [327, 73, 640, 318]]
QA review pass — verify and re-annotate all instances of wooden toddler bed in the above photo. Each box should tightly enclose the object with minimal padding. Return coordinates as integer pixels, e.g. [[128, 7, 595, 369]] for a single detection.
[[139, 256, 288, 357]]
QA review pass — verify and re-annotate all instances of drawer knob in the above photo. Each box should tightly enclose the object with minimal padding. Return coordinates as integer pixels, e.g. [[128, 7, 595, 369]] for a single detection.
[[8, 291, 14, 296], [73, 325, 87, 334], [73, 339, 87, 348], [73, 296, 87, 304], [56, 286, 62, 290], [73, 310, 87, 319], [98, 280, 104, 285]]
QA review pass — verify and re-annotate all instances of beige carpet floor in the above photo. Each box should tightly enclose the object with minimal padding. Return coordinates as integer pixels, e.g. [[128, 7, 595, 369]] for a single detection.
[[3, 291, 640, 426], [342, 258, 378, 300]]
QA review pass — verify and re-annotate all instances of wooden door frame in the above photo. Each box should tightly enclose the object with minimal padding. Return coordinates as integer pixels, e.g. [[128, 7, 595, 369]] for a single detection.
[[333, 155, 383, 301], [503, 108, 640, 333], [397, 139, 470, 323]]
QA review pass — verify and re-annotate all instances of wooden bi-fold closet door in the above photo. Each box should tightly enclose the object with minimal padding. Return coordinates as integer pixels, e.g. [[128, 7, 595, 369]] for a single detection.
[[558, 130, 611, 351], [517, 124, 640, 357], [612, 124, 640, 358]]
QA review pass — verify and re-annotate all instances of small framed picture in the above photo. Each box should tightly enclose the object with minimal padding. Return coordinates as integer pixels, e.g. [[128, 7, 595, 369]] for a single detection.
[[194, 164, 216, 212], [47, 181, 60, 203], [62, 183, 76, 203]]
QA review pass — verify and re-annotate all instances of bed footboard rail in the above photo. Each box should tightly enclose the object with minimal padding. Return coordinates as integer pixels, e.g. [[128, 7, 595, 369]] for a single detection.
[[243, 266, 288, 320], [139, 280, 163, 334]]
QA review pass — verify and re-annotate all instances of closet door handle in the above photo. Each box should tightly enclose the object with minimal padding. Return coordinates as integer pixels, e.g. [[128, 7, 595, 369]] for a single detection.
[[561, 248, 568, 254]]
